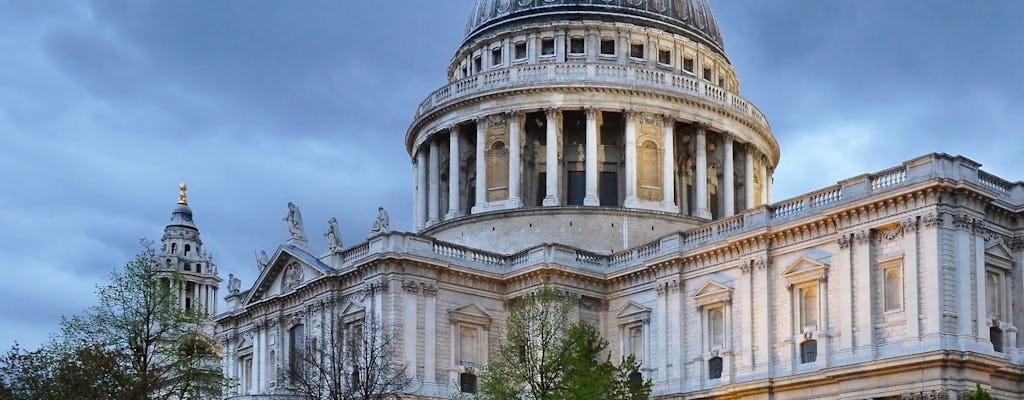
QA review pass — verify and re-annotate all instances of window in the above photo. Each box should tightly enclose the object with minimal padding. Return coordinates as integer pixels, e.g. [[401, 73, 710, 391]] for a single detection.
[[800, 340, 817, 363], [184, 262, 191, 271], [683, 57, 694, 72], [243, 356, 253, 392], [703, 67, 712, 81], [491, 48, 502, 66], [799, 286, 818, 330], [473, 56, 481, 73], [289, 324, 305, 370], [460, 372, 478, 393], [541, 38, 555, 56], [569, 37, 584, 54], [658, 49, 671, 65], [991, 326, 1004, 352], [629, 43, 644, 59], [627, 325, 644, 363], [600, 39, 616, 55], [459, 326, 481, 366], [986, 271, 1001, 319], [708, 308, 725, 349], [883, 261, 903, 312], [708, 357, 723, 379], [514, 42, 527, 60], [184, 244, 191, 256], [171, 243, 178, 254]]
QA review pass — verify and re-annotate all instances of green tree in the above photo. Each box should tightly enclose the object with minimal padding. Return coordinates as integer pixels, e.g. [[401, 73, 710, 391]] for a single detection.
[[965, 383, 994, 400], [477, 287, 651, 400], [1, 241, 226, 400]]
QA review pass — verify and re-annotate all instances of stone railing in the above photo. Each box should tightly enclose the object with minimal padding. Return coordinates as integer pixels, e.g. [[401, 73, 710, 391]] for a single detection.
[[413, 62, 769, 130], [326, 154, 1020, 277]]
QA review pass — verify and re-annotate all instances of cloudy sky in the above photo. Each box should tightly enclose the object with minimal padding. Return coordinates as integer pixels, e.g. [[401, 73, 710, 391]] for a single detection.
[[1, 1, 1021, 349]]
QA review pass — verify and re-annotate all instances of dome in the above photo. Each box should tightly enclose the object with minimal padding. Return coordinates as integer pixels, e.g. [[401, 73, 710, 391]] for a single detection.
[[465, 0, 725, 56]]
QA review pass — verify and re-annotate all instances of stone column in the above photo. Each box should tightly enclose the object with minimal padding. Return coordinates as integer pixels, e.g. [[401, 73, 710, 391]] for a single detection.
[[723, 133, 735, 217], [766, 168, 774, 204], [583, 107, 600, 206], [693, 125, 712, 219], [415, 149, 428, 230], [508, 111, 522, 208], [446, 126, 461, 219], [475, 118, 487, 210], [662, 115, 676, 211], [427, 139, 440, 225], [744, 146, 755, 209], [623, 110, 640, 208], [759, 155, 768, 206], [542, 108, 561, 206]]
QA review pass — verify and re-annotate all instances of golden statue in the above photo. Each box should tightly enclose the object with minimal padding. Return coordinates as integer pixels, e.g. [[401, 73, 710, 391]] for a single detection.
[[178, 182, 188, 204]]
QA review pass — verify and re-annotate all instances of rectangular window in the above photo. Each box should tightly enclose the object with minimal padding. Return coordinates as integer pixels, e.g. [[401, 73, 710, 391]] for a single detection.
[[491, 48, 502, 66], [473, 56, 482, 73], [600, 39, 616, 55], [627, 325, 644, 364], [718, 78, 724, 87], [541, 38, 555, 56], [514, 42, 527, 60], [683, 57, 694, 72], [708, 357, 723, 379], [883, 263, 903, 312], [569, 37, 585, 54], [986, 270, 1001, 319], [459, 326, 480, 366], [800, 340, 817, 364], [629, 43, 644, 59], [702, 67, 712, 81], [460, 372, 478, 393], [708, 308, 724, 348], [799, 286, 818, 330], [658, 49, 671, 65]]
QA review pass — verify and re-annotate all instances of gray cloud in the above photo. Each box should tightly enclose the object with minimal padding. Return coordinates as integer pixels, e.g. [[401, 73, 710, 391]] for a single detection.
[[1, 0, 1021, 349]]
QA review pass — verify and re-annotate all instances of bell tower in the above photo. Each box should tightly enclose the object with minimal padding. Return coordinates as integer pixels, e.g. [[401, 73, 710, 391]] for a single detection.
[[158, 183, 221, 315]]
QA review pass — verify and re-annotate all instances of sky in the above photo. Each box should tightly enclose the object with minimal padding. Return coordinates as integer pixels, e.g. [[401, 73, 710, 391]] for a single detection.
[[1, 1, 1021, 349]]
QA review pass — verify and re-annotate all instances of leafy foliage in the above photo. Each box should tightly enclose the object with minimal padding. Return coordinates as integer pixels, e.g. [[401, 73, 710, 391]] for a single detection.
[[477, 286, 651, 400], [0, 240, 225, 400], [966, 384, 994, 400]]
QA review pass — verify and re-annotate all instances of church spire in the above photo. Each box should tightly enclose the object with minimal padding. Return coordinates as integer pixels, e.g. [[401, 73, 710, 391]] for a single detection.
[[158, 182, 221, 315]]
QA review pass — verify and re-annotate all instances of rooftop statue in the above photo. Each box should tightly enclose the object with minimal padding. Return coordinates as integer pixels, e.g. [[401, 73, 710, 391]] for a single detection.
[[283, 202, 308, 242], [370, 206, 390, 235], [325, 217, 343, 252]]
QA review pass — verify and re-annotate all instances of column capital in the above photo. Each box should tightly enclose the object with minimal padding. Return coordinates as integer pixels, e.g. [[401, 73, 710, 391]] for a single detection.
[[721, 131, 734, 142], [448, 124, 459, 137], [584, 107, 599, 119], [694, 122, 710, 133], [661, 114, 675, 127], [506, 109, 524, 120], [623, 109, 640, 119], [544, 107, 561, 119]]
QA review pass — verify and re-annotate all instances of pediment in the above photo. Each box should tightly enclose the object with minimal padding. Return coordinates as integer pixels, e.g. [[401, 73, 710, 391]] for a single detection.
[[692, 280, 733, 308], [986, 241, 1015, 265], [782, 256, 829, 285], [616, 301, 651, 322], [340, 300, 365, 323], [244, 246, 330, 305], [448, 302, 492, 326]]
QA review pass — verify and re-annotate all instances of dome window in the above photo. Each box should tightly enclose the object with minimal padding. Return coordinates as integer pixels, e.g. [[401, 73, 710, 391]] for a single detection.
[[658, 49, 671, 65], [514, 42, 527, 60], [703, 67, 712, 81], [683, 57, 694, 73], [568, 37, 584, 55], [629, 43, 644, 59], [473, 56, 481, 73], [540, 38, 555, 56], [491, 47, 502, 67], [600, 39, 616, 56]]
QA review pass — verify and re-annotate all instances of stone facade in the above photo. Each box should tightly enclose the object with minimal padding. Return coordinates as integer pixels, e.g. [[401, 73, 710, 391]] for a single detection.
[[212, 2, 1024, 399]]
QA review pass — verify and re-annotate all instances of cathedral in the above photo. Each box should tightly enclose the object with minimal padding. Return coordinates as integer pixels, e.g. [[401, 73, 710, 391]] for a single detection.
[[200, 1, 1024, 399]]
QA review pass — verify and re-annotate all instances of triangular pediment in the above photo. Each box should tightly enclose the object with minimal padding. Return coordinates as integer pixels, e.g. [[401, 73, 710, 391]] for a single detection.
[[616, 301, 651, 321], [448, 302, 492, 325], [986, 241, 1015, 265], [782, 256, 829, 284], [244, 246, 329, 305], [692, 280, 733, 307]]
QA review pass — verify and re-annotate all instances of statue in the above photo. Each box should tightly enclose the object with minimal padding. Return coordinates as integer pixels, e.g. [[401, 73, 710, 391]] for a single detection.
[[256, 250, 270, 271], [370, 206, 390, 235], [325, 217, 343, 252], [283, 202, 307, 241], [228, 273, 241, 294]]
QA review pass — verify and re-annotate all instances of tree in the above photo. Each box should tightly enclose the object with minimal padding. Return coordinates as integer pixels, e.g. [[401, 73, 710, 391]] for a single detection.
[[0, 341, 130, 400], [278, 312, 413, 400], [477, 287, 651, 400], [55, 240, 225, 400], [966, 384, 994, 400]]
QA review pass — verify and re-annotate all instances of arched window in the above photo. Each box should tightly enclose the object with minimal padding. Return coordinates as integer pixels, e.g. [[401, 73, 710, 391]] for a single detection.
[[708, 356, 723, 379], [171, 243, 178, 254], [184, 244, 191, 257], [709, 308, 724, 349], [800, 340, 817, 364], [799, 286, 818, 330]]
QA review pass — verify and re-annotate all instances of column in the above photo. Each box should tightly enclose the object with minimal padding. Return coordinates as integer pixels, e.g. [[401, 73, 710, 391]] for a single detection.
[[542, 108, 561, 206], [902, 219, 921, 340], [446, 126, 461, 219], [723, 133, 735, 217], [415, 150, 428, 230], [853, 230, 873, 354], [583, 108, 600, 206], [766, 168, 774, 204], [835, 233, 854, 356], [738, 266, 753, 373], [661, 115, 677, 212], [424, 290, 437, 383], [759, 155, 768, 206], [427, 139, 440, 225], [623, 110, 640, 208], [693, 125, 712, 219], [744, 146, 755, 209], [474, 118, 487, 210], [508, 111, 522, 208]]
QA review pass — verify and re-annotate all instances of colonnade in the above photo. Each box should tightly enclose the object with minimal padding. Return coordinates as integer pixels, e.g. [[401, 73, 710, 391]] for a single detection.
[[413, 108, 773, 231]]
